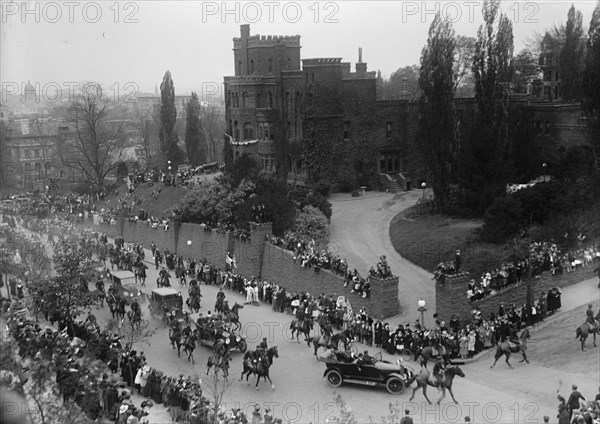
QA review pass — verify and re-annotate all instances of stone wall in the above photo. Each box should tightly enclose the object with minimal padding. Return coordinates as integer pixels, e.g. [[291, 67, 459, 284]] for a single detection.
[[83, 218, 231, 268], [85, 218, 400, 319], [436, 267, 596, 324]]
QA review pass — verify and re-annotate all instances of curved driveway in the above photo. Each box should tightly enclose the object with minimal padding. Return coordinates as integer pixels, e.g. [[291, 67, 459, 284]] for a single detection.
[[328, 191, 434, 324]]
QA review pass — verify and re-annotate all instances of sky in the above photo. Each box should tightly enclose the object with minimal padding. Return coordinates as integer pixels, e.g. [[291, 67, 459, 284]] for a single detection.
[[1, 0, 598, 103]]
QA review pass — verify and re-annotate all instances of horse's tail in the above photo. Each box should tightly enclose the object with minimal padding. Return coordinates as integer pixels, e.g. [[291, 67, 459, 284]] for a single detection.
[[576, 327, 581, 339]]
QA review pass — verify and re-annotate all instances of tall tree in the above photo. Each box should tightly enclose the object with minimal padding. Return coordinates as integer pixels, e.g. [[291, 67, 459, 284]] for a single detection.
[[559, 4, 585, 100], [417, 12, 457, 212], [463, 0, 514, 212], [185, 92, 206, 166], [583, 0, 600, 174], [58, 88, 126, 190], [512, 49, 541, 94], [454, 35, 476, 95], [159, 71, 183, 166]]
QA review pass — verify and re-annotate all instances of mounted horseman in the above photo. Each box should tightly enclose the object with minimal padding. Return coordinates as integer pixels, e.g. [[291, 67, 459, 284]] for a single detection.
[[576, 304, 600, 351]]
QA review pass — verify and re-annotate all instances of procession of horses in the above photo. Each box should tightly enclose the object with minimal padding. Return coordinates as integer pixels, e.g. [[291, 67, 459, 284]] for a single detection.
[[64, 232, 600, 402]]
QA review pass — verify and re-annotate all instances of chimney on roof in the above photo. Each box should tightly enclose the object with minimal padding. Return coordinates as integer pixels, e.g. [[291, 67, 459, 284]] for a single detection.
[[356, 48, 367, 78]]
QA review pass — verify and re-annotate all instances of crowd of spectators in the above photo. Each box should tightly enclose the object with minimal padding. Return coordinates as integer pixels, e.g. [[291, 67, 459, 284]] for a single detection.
[[556, 384, 600, 424], [266, 233, 393, 299]]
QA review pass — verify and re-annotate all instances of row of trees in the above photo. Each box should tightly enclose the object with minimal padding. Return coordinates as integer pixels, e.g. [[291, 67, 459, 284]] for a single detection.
[[417, 0, 600, 214]]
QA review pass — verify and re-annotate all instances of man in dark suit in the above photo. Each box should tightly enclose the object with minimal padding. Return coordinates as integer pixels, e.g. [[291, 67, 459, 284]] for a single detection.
[[400, 409, 413, 424], [454, 250, 462, 273], [567, 384, 586, 419]]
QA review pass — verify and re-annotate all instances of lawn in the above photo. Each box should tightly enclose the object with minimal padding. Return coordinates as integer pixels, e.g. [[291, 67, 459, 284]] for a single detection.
[[389, 205, 512, 278], [96, 182, 192, 218]]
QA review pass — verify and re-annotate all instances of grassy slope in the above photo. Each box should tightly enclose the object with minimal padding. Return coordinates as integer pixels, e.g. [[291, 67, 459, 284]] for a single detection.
[[95, 183, 191, 218], [389, 206, 511, 277]]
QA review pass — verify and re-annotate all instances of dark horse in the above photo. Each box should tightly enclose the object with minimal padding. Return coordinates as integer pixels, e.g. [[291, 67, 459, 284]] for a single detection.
[[180, 331, 199, 364], [576, 311, 600, 351], [223, 302, 243, 331], [490, 328, 530, 369], [290, 318, 313, 343], [308, 329, 354, 357], [126, 309, 142, 329], [240, 346, 279, 390], [418, 343, 451, 369], [207, 350, 232, 378], [186, 294, 201, 313], [408, 366, 465, 404]]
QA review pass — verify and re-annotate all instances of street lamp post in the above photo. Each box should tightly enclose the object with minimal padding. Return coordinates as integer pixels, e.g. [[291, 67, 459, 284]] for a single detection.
[[417, 299, 427, 330], [421, 182, 426, 199], [187, 240, 192, 257], [542, 163, 547, 182]]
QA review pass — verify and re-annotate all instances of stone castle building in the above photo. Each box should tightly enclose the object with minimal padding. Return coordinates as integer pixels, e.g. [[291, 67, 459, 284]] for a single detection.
[[225, 25, 589, 191]]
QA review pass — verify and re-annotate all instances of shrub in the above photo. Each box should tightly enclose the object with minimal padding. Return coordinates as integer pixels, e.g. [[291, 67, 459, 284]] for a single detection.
[[481, 196, 524, 243], [351, 190, 360, 197], [314, 180, 331, 197], [294, 205, 330, 241], [289, 188, 332, 221]]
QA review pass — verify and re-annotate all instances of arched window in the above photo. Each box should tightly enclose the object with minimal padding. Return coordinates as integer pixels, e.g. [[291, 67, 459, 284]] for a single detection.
[[307, 92, 314, 106], [243, 122, 254, 140], [234, 92, 239, 108], [234, 121, 239, 140], [295, 91, 300, 110], [268, 58, 273, 73], [267, 92, 273, 109], [250, 60, 255, 74], [237, 60, 242, 75], [34, 162, 41, 180], [287, 58, 291, 69], [230, 92, 235, 108], [285, 92, 290, 110], [242, 92, 248, 108], [256, 92, 261, 108]]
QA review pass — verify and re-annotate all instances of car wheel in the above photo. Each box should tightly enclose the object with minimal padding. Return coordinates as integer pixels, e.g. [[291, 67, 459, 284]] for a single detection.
[[386, 377, 405, 395], [326, 370, 343, 388]]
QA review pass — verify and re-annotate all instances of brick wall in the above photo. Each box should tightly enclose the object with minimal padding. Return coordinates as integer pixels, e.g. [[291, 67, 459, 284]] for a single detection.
[[86, 217, 400, 318], [84, 218, 231, 267], [436, 267, 596, 324]]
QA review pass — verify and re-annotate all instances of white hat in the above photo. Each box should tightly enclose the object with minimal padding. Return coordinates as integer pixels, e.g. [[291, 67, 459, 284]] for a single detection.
[[119, 404, 129, 414]]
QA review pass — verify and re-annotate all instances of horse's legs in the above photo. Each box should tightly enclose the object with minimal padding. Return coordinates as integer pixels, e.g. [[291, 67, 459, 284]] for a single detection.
[[522, 351, 529, 364], [593, 332, 597, 348], [266, 373, 275, 390], [505, 354, 513, 368], [437, 387, 446, 404], [422, 385, 432, 404], [448, 386, 458, 404], [255, 375, 261, 389]]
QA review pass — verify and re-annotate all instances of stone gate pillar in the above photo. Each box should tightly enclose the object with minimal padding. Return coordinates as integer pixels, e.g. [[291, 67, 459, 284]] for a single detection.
[[369, 275, 399, 320], [436, 271, 472, 324]]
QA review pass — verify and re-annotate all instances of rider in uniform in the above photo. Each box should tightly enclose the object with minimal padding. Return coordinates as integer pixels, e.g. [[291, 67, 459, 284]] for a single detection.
[[216, 288, 226, 312], [508, 324, 520, 349], [585, 304, 597, 330], [255, 337, 268, 361], [296, 302, 307, 330], [131, 298, 140, 313], [95, 279, 105, 293], [433, 357, 446, 387]]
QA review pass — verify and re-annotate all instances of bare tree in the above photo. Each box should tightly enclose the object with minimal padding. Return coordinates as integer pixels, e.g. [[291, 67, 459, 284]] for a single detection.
[[131, 107, 160, 169], [201, 365, 233, 424], [201, 104, 225, 163], [58, 87, 126, 190]]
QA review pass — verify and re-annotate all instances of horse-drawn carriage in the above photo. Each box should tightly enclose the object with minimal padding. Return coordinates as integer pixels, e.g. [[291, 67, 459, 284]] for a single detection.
[[148, 288, 183, 322], [322, 352, 415, 395], [190, 313, 247, 353]]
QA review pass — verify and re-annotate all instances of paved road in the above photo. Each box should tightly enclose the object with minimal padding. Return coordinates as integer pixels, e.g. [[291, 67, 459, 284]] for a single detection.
[[11, 219, 600, 424], [328, 191, 435, 325]]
